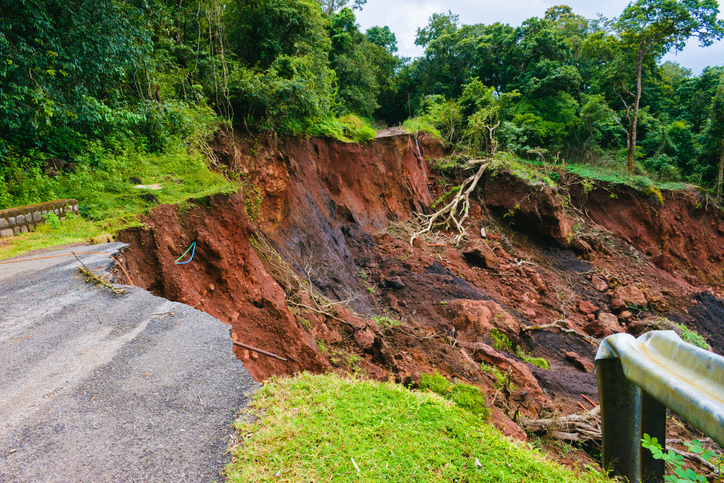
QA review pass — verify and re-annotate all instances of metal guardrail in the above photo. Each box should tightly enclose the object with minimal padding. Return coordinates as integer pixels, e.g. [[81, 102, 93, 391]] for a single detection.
[[595, 330, 724, 483]]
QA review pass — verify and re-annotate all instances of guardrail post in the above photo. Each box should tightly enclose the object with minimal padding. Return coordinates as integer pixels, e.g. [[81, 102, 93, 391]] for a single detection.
[[596, 358, 642, 483], [596, 331, 724, 481], [641, 392, 666, 483]]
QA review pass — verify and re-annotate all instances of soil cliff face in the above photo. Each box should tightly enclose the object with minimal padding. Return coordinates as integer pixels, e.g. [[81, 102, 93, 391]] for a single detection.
[[580, 185, 724, 284], [116, 194, 327, 380], [211, 132, 442, 309], [117, 131, 724, 448]]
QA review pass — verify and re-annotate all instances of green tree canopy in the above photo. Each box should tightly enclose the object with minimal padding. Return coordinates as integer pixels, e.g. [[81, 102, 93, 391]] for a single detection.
[[224, 0, 336, 130], [615, 0, 724, 172]]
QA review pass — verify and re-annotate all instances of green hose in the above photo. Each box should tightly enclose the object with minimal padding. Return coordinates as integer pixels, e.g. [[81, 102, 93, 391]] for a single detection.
[[175, 241, 196, 264]]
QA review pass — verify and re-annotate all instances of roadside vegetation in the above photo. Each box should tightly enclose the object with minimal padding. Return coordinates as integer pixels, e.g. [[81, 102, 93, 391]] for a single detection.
[[226, 372, 609, 483], [0, 151, 235, 259]]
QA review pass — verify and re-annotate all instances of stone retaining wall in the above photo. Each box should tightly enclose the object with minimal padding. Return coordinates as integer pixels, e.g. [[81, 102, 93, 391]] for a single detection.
[[0, 199, 79, 237]]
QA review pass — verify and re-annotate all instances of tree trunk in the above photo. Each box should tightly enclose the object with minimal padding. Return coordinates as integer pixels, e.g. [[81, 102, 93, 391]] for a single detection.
[[626, 48, 646, 175], [718, 144, 724, 198]]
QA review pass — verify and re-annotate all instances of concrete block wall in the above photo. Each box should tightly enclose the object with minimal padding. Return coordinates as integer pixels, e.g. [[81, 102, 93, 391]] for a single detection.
[[0, 199, 79, 237]]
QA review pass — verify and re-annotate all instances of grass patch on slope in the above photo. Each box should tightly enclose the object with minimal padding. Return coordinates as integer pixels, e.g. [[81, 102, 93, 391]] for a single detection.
[[0, 145, 236, 260], [563, 162, 689, 192], [402, 116, 443, 140], [227, 373, 608, 483], [309, 115, 376, 143], [507, 156, 689, 193]]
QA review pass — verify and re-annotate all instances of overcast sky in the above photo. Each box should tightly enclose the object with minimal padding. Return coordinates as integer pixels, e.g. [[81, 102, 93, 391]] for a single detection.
[[355, 0, 724, 75]]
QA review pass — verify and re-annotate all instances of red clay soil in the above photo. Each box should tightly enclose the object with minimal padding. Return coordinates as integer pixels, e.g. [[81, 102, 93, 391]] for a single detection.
[[115, 194, 327, 380], [210, 130, 442, 311], [577, 183, 724, 285], [116, 131, 724, 465]]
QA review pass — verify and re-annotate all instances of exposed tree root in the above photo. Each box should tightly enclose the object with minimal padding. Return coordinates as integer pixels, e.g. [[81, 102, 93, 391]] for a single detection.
[[411, 160, 488, 246]]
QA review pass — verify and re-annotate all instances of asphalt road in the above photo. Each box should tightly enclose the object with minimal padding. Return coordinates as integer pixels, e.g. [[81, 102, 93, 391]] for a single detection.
[[0, 243, 258, 482]]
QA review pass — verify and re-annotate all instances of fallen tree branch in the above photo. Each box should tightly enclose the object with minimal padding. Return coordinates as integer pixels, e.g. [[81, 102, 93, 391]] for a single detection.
[[665, 445, 718, 473], [232, 340, 288, 362], [74, 252, 127, 296], [521, 320, 600, 346], [411, 161, 488, 245], [520, 413, 602, 442]]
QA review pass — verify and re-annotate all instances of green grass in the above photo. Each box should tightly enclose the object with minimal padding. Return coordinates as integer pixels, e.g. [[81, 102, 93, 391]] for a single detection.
[[491, 153, 559, 187], [491, 328, 513, 352], [0, 212, 141, 260], [652, 318, 709, 349], [316, 339, 328, 354], [0, 145, 236, 260], [554, 160, 689, 192], [372, 315, 403, 328], [488, 153, 691, 195], [516, 347, 550, 370], [309, 114, 376, 143], [420, 372, 490, 419], [227, 373, 608, 483], [402, 117, 443, 140]]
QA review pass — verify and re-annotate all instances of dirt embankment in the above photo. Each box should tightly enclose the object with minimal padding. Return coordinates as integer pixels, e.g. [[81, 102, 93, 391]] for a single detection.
[[580, 185, 724, 285], [116, 195, 327, 380], [117, 131, 724, 450], [212, 131, 441, 311]]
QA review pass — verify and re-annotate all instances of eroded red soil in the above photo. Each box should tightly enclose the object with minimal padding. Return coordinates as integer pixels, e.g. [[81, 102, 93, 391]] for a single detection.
[[116, 130, 724, 469]]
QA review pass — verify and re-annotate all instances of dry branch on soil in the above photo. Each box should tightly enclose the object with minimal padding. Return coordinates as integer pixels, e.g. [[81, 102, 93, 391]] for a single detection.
[[521, 320, 600, 346], [250, 231, 360, 330], [521, 410, 602, 442], [74, 253, 127, 296], [411, 160, 488, 246]]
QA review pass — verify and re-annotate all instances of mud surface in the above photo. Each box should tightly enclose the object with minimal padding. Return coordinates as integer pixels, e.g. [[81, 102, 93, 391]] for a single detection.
[[0, 244, 256, 483]]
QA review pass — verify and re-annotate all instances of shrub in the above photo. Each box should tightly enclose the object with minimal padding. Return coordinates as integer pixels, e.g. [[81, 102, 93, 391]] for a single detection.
[[653, 318, 708, 349]]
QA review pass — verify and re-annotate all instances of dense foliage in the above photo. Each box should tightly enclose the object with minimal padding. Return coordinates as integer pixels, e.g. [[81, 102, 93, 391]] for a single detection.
[[393, 3, 724, 187], [2, 0, 724, 210]]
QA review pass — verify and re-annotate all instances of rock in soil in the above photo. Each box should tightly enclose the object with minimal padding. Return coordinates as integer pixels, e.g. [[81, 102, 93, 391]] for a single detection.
[[613, 284, 648, 307], [462, 239, 500, 269], [565, 352, 595, 373]]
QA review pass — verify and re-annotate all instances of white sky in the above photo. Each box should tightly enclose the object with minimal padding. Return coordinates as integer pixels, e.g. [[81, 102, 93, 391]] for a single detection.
[[355, 0, 724, 75]]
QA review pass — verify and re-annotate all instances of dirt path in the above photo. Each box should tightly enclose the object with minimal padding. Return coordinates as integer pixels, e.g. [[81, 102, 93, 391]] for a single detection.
[[0, 243, 257, 482]]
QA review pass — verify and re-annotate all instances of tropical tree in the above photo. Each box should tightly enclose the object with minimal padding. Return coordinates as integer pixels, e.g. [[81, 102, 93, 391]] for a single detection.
[[315, 0, 366, 16], [328, 8, 399, 116], [224, 0, 336, 130], [366, 26, 398, 53], [715, 84, 724, 196], [615, 0, 724, 173], [0, 0, 153, 158]]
